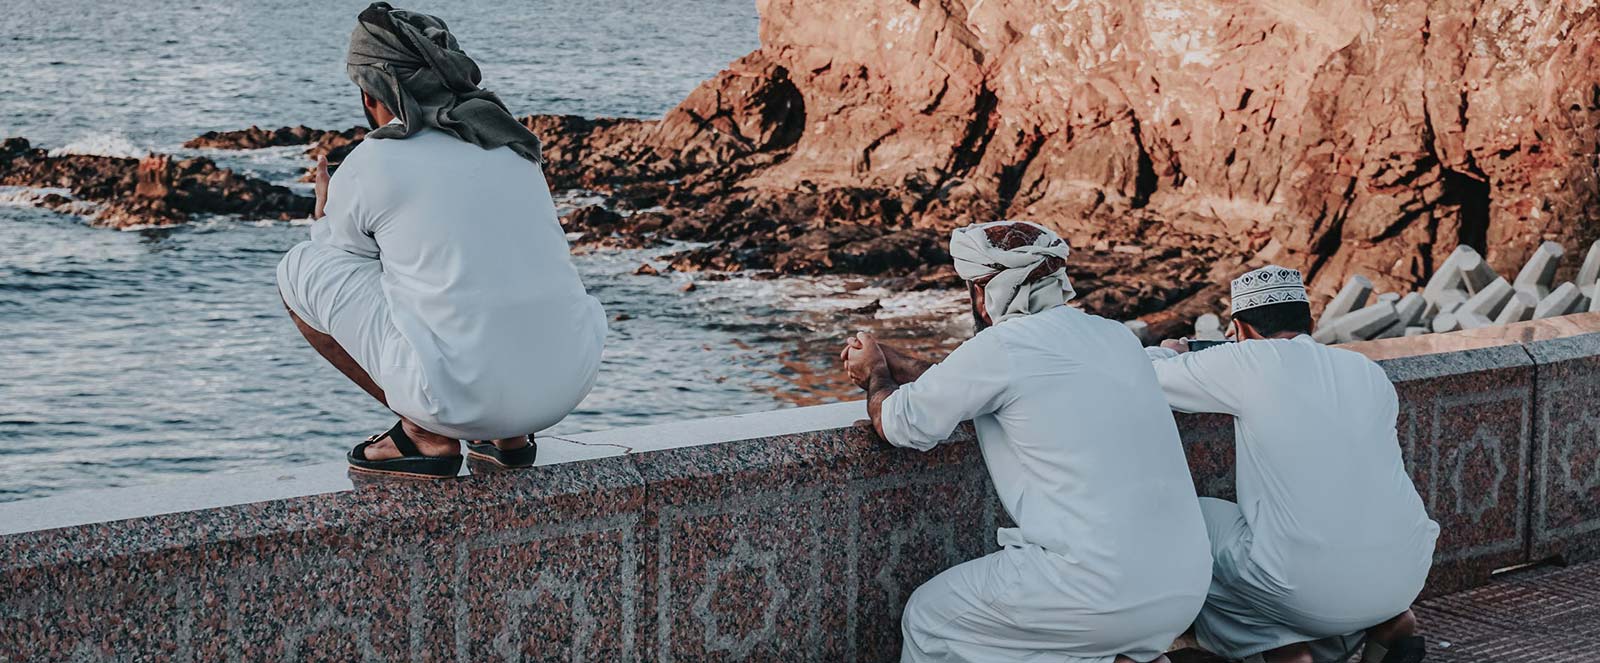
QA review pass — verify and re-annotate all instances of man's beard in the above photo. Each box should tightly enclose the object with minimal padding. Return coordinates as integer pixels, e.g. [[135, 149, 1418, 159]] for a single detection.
[[969, 283, 989, 333]]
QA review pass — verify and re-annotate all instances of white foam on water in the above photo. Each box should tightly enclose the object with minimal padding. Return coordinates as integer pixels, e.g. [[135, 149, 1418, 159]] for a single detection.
[[873, 288, 965, 319], [46, 130, 149, 159], [0, 186, 73, 206]]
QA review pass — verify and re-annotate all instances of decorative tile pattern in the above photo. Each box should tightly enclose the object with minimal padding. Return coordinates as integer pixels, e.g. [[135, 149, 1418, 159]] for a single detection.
[[0, 559, 199, 662], [1383, 347, 1535, 596], [454, 516, 642, 662], [848, 467, 993, 661], [1529, 331, 1600, 563]]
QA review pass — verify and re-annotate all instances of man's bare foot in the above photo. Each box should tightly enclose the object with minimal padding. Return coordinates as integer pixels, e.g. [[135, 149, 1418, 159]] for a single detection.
[[358, 419, 460, 461]]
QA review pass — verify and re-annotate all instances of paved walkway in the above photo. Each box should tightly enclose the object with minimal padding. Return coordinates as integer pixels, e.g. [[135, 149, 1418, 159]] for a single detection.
[[1169, 558, 1600, 662]]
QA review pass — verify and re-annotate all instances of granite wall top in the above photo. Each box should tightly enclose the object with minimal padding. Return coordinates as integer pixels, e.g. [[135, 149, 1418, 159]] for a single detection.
[[2, 312, 1597, 564]]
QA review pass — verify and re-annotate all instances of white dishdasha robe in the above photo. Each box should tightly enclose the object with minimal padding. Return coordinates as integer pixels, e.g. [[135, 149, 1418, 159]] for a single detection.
[[277, 125, 606, 440], [1148, 336, 1439, 662], [881, 305, 1212, 663]]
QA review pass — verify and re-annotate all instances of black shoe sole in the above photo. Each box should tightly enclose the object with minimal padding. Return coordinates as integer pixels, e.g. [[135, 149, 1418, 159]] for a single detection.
[[347, 452, 463, 478], [465, 438, 537, 468]]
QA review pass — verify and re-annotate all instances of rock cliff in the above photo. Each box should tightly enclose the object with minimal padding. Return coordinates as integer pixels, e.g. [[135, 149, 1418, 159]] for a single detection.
[[563, 0, 1600, 324]]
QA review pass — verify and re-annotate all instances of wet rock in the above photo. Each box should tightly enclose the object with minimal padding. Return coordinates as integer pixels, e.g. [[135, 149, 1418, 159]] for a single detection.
[[633, 263, 661, 276], [848, 299, 883, 316], [184, 125, 361, 150], [0, 137, 311, 228]]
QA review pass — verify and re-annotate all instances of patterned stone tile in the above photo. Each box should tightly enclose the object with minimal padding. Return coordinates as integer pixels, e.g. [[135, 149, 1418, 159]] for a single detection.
[[1379, 346, 1535, 596], [453, 516, 643, 662], [1175, 412, 1236, 501], [1527, 331, 1600, 563], [0, 555, 200, 662], [195, 532, 427, 662], [10, 320, 1600, 661], [630, 422, 994, 662], [631, 428, 860, 662], [847, 464, 993, 661], [0, 455, 646, 663]]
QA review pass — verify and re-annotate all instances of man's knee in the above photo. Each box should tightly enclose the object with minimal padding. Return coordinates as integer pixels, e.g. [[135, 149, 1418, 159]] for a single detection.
[[899, 581, 941, 652], [900, 582, 933, 631]]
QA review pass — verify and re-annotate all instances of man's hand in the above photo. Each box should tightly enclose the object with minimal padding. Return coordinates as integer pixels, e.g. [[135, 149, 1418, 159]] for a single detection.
[[1160, 338, 1189, 354], [313, 155, 331, 220], [841, 334, 934, 383], [842, 332, 891, 391], [841, 332, 902, 443]]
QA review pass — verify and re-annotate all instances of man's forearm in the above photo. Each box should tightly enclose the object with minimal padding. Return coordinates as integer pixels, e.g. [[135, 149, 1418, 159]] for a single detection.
[[883, 346, 934, 383], [864, 365, 900, 442]]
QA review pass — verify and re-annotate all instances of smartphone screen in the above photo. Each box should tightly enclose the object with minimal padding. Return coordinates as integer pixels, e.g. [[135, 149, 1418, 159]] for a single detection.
[[1186, 339, 1232, 352]]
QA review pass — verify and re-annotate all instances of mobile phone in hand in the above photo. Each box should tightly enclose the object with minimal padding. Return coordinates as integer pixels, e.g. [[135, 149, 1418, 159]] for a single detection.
[[1187, 339, 1232, 352]]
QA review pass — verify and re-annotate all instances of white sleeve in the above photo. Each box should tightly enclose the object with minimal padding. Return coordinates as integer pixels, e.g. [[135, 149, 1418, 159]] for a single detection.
[[880, 334, 1013, 451], [309, 168, 379, 259], [1149, 343, 1250, 415], [1145, 346, 1180, 361]]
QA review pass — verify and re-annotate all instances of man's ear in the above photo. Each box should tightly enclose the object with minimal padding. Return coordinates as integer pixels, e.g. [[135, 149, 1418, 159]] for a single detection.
[[1233, 319, 1263, 340], [969, 282, 993, 327]]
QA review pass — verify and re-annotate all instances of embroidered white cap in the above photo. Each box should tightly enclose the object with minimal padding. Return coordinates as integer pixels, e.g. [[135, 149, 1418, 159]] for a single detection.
[[1231, 265, 1309, 314]]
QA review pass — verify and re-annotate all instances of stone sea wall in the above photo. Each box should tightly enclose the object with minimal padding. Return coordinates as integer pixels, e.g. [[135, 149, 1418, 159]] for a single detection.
[[3, 314, 1600, 661]]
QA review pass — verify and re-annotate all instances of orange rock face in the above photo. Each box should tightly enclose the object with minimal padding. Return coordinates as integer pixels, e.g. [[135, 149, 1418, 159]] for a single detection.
[[593, 0, 1600, 310]]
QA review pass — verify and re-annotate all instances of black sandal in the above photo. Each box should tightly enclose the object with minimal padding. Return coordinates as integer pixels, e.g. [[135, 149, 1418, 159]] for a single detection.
[[465, 435, 537, 468], [348, 420, 463, 479]]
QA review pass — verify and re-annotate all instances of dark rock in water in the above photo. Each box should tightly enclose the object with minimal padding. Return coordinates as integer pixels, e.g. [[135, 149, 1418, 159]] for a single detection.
[[848, 299, 883, 316], [633, 263, 661, 276], [184, 125, 364, 151], [184, 125, 368, 182], [562, 205, 624, 233], [0, 137, 312, 229], [679, 281, 697, 293]]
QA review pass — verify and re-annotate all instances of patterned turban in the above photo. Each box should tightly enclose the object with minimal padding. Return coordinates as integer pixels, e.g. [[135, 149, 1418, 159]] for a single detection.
[[949, 221, 1075, 324]]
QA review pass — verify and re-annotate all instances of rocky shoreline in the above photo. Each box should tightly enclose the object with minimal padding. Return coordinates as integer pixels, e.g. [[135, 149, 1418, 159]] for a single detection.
[[0, 137, 310, 228], [1, 113, 1232, 339], [6, 0, 1596, 341]]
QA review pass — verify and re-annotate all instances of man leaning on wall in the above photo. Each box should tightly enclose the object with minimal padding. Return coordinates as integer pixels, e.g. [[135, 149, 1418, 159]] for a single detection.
[[1147, 266, 1437, 663], [840, 220, 1212, 663]]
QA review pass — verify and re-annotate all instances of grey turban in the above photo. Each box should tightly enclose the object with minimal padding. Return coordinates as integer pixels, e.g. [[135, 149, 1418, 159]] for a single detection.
[[346, 2, 543, 164]]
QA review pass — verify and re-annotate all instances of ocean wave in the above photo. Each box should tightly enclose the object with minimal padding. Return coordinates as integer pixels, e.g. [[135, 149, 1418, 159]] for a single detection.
[[0, 186, 72, 206], [46, 131, 149, 159]]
